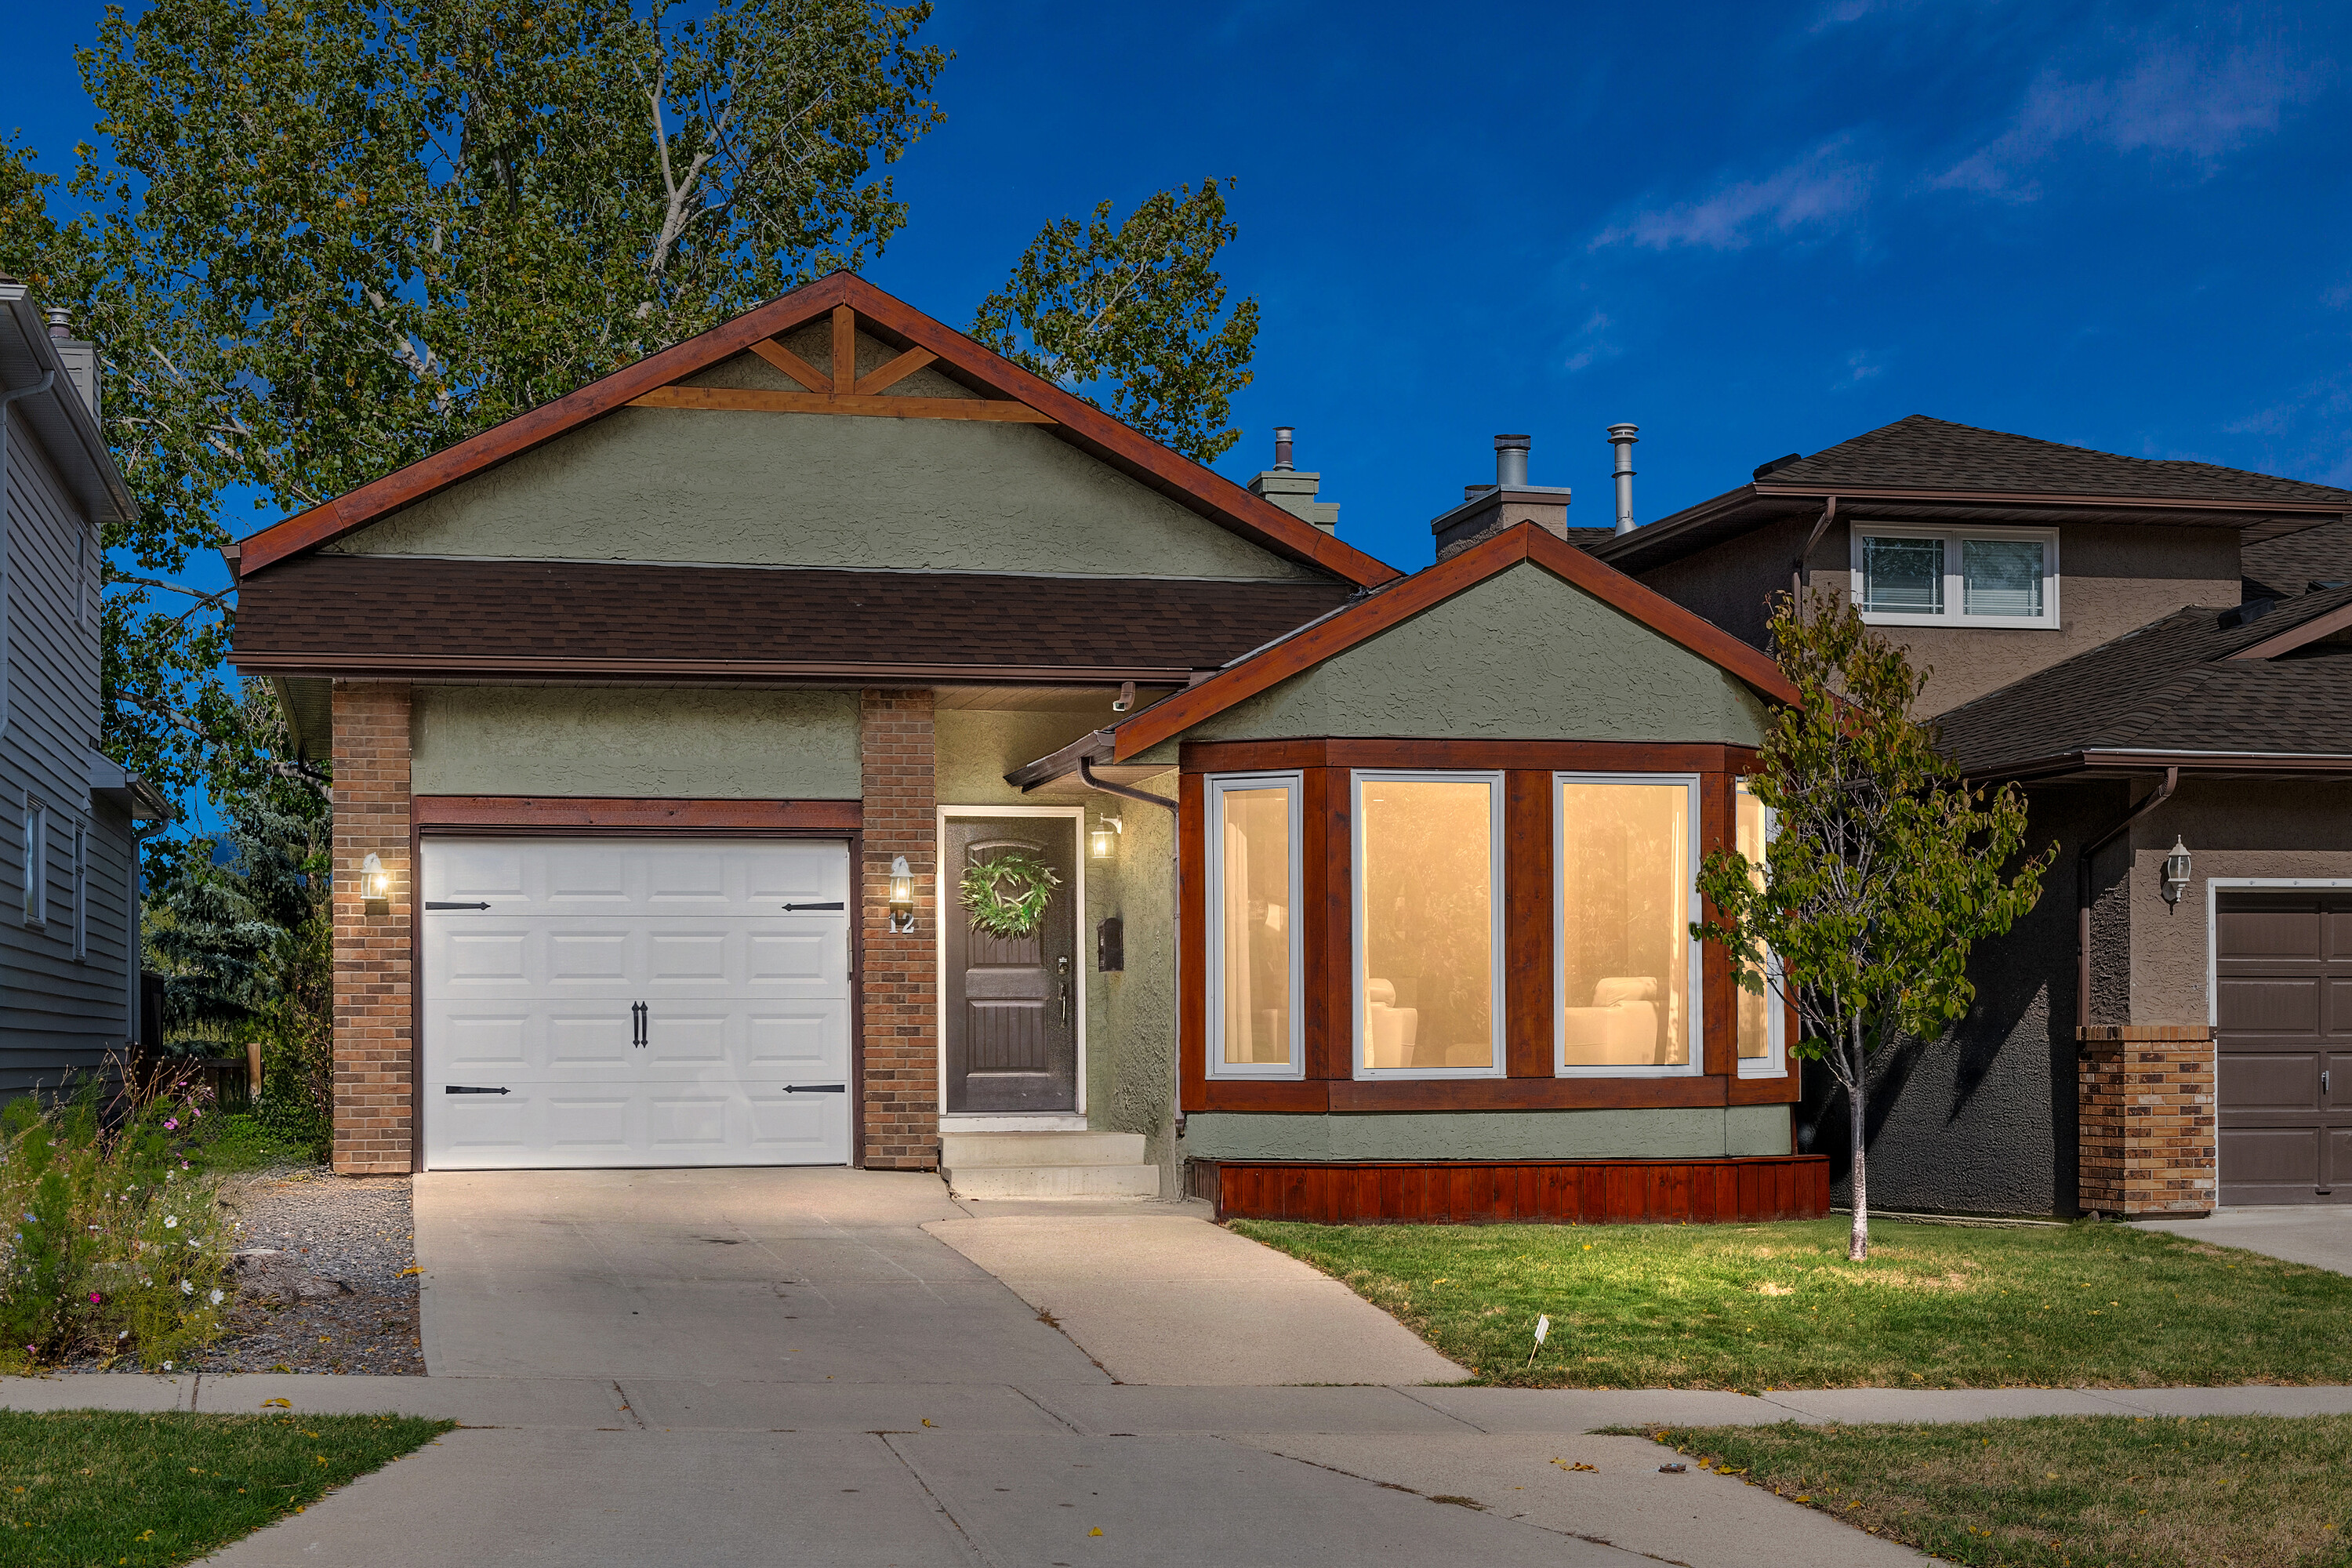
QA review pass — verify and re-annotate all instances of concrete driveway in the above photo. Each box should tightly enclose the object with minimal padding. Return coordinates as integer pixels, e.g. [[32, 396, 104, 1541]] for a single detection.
[[2137, 1205, 2352, 1275], [187, 1167, 1924, 1567]]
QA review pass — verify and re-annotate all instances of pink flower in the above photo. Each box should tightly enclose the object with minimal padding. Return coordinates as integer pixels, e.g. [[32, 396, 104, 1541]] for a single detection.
[[88, 1292, 101, 1305], [163, 1119, 179, 1131]]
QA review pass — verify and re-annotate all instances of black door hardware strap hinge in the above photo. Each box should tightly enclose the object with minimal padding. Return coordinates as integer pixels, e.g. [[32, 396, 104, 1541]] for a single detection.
[[782, 902, 847, 912], [426, 902, 492, 911], [783, 1083, 847, 1094], [632, 1001, 648, 1048], [445, 1085, 510, 1095]]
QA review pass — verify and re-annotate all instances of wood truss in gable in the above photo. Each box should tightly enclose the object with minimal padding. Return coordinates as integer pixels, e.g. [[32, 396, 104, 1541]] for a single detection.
[[630, 303, 1056, 425]]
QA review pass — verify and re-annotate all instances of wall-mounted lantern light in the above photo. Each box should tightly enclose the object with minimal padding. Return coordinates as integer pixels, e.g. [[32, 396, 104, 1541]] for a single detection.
[[2161, 836, 2193, 906], [887, 855, 916, 933], [1090, 815, 1124, 861], [361, 851, 391, 915]]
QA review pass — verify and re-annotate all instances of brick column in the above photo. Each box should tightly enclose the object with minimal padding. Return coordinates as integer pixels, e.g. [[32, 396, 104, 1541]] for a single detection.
[[859, 689, 938, 1168], [2078, 1025, 2215, 1218], [332, 681, 414, 1175]]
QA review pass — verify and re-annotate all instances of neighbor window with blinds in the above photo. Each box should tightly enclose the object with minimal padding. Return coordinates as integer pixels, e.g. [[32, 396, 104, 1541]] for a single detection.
[[1853, 526, 2057, 627], [1555, 775, 1702, 1076], [1733, 779, 1786, 1078], [1354, 771, 1505, 1078], [1207, 773, 1305, 1077]]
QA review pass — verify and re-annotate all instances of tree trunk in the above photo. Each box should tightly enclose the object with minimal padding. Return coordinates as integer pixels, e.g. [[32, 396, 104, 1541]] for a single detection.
[[1848, 1016, 1870, 1261]]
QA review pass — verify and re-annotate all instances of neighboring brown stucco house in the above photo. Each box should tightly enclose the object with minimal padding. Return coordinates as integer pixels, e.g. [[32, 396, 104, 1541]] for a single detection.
[[227, 275, 1824, 1223], [1592, 416, 2352, 1216]]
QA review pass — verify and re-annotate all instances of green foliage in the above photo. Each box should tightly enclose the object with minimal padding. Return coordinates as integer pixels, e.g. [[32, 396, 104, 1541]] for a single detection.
[[1235, 1217, 2352, 1392], [0, 1076, 233, 1371], [0, 1, 948, 809], [0, 1410, 453, 1565], [1693, 591, 2052, 1257], [972, 178, 1258, 462], [957, 848, 1063, 940]]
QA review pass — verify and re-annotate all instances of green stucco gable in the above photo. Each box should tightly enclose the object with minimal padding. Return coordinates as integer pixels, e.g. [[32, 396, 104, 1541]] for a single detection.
[[1138, 558, 1772, 756]]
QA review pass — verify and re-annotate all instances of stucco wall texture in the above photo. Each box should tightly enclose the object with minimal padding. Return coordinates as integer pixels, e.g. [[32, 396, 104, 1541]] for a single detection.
[[1152, 561, 1773, 753], [408, 685, 861, 798], [325, 328, 1318, 582], [1181, 1105, 1791, 1162]]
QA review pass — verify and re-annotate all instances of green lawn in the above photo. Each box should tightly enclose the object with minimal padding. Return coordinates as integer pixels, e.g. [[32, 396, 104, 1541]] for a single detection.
[[1230, 1216, 2352, 1388], [0, 1410, 452, 1566], [1638, 1415, 2352, 1567]]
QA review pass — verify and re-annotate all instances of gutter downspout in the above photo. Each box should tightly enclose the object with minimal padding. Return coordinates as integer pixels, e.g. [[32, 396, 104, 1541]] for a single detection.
[[0, 366, 56, 739], [2076, 766, 2177, 1033], [1793, 495, 1836, 615], [1075, 756, 1189, 1167]]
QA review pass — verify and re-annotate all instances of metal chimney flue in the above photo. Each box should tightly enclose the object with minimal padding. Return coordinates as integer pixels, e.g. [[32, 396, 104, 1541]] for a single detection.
[[1272, 426, 1294, 471], [1494, 434, 1530, 489], [1607, 423, 1639, 535]]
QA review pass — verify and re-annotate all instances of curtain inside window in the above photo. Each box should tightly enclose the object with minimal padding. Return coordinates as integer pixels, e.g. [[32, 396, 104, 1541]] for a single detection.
[[1962, 538, 2045, 617], [1734, 783, 1773, 1062], [1219, 786, 1292, 1066], [1860, 535, 1944, 615], [1359, 779, 1494, 1071], [1560, 780, 1690, 1067]]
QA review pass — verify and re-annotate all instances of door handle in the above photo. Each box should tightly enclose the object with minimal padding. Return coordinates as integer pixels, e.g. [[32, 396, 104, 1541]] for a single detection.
[[2325, 1069, 2332, 1098], [632, 1001, 648, 1049], [784, 1083, 846, 1094], [1058, 954, 1071, 1026]]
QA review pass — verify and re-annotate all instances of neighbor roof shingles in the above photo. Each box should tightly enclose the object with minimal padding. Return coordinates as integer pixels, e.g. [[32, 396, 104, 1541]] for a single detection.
[[232, 554, 1359, 674], [1756, 415, 2352, 506]]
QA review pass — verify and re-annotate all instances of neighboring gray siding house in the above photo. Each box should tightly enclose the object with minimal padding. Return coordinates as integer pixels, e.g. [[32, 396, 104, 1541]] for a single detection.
[[0, 277, 168, 1098]]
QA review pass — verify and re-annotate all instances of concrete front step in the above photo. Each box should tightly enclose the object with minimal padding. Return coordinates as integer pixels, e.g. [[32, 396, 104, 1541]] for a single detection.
[[940, 1130, 1160, 1200]]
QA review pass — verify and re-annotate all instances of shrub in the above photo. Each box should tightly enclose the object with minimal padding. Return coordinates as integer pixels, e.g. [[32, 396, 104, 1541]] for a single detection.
[[0, 1071, 233, 1371]]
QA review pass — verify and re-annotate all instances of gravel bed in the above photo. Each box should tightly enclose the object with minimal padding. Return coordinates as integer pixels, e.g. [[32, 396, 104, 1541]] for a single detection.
[[68, 1168, 425, 1376]]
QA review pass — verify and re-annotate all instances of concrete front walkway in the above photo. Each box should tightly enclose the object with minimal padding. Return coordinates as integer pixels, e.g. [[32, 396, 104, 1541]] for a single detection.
[[2138, 1205, 2352, 1276]]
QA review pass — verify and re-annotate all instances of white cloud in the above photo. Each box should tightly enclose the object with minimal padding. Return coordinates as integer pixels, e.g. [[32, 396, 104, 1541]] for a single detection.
[[1936, 38, 2320, 198], [1838, 350, 1887, 387], [1563, 310, 1618, 373], [1591, 139, 1876, 252]]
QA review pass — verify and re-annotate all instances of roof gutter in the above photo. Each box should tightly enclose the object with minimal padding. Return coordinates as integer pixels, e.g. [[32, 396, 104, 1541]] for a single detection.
[[2077, 767, 2176, 1034], [1794, 495, 1836, 612]]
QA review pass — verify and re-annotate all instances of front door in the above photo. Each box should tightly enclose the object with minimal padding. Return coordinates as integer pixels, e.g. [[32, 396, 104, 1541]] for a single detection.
[[944, 815, 1080, 1113], [2216, 890, 2352, 1203]]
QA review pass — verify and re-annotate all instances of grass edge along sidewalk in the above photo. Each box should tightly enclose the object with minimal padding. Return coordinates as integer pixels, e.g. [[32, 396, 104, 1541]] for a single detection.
[[1229, 1215, 2352, 1388], [1630, 1414, 2352, 1568], [0, 1409, 452, 1566]]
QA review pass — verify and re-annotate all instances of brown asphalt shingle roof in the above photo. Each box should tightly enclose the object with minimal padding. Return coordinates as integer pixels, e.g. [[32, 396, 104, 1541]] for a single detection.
[[1760, 415, 2352, 506], [1933, 585, 2352, 775], [2244, 517, 2352, 600], [233, 554, 1359, 675]]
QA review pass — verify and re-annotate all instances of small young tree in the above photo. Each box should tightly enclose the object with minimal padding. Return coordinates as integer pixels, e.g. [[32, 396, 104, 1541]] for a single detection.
[[1695, 591, 2051, 1261]]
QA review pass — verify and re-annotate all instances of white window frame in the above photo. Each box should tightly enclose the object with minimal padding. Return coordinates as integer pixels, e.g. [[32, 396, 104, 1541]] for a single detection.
[[23, 796, 46, 927], [1553, 771, 1705, 1079], [1352, 769, 1507, 1081], [1850, 524, 2060, 629], [71, 818, 86, 960], [1733, 779, 1788, 1080], [1205, 771, 1306, 1080]]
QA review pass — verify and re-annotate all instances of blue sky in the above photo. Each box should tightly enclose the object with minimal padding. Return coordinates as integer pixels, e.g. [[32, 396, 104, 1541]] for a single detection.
[[8, 0, 2349, 574]]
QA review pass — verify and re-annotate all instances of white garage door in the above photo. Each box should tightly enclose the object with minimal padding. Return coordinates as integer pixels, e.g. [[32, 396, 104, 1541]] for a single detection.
[[422, 837, 854, 1171]]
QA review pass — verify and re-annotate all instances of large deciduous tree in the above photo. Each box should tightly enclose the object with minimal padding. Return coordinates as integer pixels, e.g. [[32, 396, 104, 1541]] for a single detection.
[[1694, 591, 2052, 1261], [972, 177, 1258, 463], [2, 0, 947, 810]]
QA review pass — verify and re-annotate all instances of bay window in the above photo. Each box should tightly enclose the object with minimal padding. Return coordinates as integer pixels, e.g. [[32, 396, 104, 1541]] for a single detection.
[[1555, 775, 1700, 1075], [1853, 525, 2057, 628], [1354, 771, 1504, 1077], [1207, 773, 1303, 1077], [1733, 779, 1786, 1078]]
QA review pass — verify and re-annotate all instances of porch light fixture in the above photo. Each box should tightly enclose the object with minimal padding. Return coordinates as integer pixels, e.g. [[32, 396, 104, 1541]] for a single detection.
[[1090, 815, 1123, 861], [360, 851, 391, 915], [2161, 836, 2192, 906], [887, 855, 916, 933]]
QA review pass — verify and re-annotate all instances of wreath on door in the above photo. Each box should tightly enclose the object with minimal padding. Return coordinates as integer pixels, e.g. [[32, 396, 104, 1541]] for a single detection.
[[958, 848, 1063, 939]]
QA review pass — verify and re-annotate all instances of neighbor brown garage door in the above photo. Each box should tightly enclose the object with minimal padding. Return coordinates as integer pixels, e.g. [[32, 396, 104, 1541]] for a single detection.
[[2217, 891, 2352, 1203]]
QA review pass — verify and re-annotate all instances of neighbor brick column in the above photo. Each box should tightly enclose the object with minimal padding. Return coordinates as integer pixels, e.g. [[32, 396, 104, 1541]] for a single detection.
[[332, 681, 414, 1175], [859, 689, 938, 1168], [2078, 1025, 2216, 1218]]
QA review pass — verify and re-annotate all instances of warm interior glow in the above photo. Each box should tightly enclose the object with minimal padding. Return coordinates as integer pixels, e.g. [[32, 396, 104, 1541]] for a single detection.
[[1219, 786, 1293, 1065], [1559, 780, 1690, 1067], [1359, 778, 1495, 1071], [1734, 782, 1772, 1061]]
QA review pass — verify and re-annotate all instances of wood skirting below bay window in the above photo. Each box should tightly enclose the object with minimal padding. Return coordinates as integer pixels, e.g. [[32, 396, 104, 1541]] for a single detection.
[[1178, 738, 1798, 1114], [1189, 1155, 1832, 1224]]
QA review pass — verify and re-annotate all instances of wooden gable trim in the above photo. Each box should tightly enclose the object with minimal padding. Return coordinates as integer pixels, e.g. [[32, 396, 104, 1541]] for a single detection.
[[235, 273, 1402, 587], [628, 385, 1057, 423], [1109, 524, 1800, 760]]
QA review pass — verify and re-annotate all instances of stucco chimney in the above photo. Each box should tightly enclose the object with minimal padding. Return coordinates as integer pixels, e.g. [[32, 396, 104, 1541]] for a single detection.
[[1247, 426, 1341, 534], [1430, 432, 1571, 561]]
